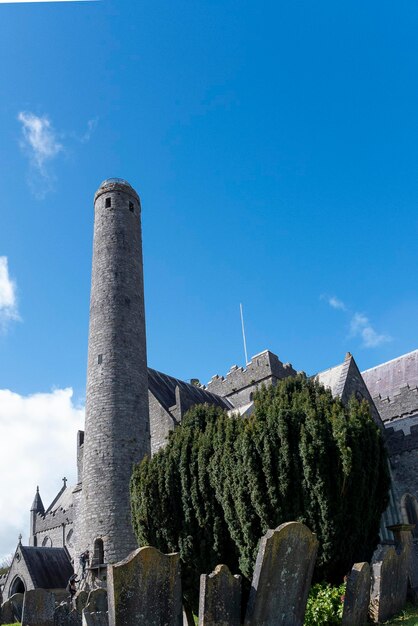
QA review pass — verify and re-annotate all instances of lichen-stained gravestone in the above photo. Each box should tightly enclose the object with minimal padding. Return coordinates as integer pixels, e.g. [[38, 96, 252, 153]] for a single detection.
[[1, 598, 17, 624], [22, 589, 55, 626], [341, 562, 370, 626], [198, 564, 241, 626], [388, 524, 418, 599], [4, 593, 24, 622], [86, 589, 108, 613], [107, 546, 182, 626], [244, 522, 318, 626], [75, 591, 89, 615], [54, 602, 81, 626], [369, 544, 408, 623]]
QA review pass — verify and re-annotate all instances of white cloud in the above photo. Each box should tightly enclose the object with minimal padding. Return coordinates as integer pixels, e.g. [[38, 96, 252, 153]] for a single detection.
[[18, 112, 63, 196], [327, 295, 346, 311], [0, 257, 19, 330], [0, 388, 84, 559], [79, 118, 98, 143], [350, 312, 391, 348]]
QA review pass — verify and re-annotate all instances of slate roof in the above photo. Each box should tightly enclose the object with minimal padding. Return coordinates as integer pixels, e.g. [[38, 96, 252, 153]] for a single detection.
[[148, 368, 233, 413], [315, 362, 347, 397], [45, 485, 74, 515], [20, 546, 73, 589], [362, 350, 418, 422], [362, 350, 418, 400]]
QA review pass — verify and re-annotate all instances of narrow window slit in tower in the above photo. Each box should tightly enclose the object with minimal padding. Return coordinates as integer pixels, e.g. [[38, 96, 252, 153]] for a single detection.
[[98, 354, 103, 365], [129, 201, 134, 213], [105, 198, 112, 208]]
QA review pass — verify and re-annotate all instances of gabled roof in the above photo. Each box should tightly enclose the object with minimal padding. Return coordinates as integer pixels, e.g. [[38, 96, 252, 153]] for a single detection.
[[45, 485, 73, 515], [20, 546, 73, 589], [315, 362, 347, 398], [362, 349, 418, 400], [315, 354, 383, 429], [148, 368, 232, 414]]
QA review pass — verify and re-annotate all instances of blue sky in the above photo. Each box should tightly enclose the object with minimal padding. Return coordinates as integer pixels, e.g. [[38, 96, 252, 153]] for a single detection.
[[1, 0, 418, 554]]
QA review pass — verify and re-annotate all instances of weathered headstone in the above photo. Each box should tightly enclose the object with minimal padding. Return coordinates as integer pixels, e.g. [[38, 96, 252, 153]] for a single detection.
[[388, 524, 418, 600], [10, 593, 24, 621], [244, 521, 318, 626], [85, 589, 107, 613], [75, 591, 89, 614], [22, 589, 55, 626], [369, 543, 408, 623], [82, 609, 108, 626], [54, 603, 82, 626], [342, 562, 370, 626], [198, 564, 241, 626], [2, 598, 16, 624], [108, 546, 182, 626]]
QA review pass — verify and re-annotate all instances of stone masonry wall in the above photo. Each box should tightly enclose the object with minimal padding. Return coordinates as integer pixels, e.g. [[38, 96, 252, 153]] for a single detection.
[[149, 392, 176, 456], [77, 180, 150, 565], [206, 350, 297, 408]]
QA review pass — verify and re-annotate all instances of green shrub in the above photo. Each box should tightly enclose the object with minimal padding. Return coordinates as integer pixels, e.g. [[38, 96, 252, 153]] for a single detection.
[[304, 583, 346, 626], [131, 375, 389, 612]]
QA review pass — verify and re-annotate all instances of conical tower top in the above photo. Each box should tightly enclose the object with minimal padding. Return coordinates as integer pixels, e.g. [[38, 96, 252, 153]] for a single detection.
[[30, 486, 45, 514]]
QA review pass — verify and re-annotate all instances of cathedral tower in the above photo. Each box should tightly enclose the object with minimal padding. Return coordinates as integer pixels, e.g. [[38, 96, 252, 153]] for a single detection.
[[78, 178, 150, 566]]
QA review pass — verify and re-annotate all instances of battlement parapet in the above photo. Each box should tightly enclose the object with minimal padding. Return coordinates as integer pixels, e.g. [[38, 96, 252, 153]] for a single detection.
[[385, 424, 418, 456], [34, 503, 74, 533], [206, 350, 297, 398]]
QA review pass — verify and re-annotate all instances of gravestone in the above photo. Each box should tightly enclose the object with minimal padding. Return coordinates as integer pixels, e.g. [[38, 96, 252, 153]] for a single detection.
[[244, 521, 318, 626], [342, 562, 370, 626], [198, 564, 241, 626], [2, 598, 16, 624], [75, 591, 89, 614], [388, 524, 418, 600], [54, 603, 82, 626], [369, 543, 408, 623], [108, 546, 182, 626], [86, 589, 108, 613], [82, 609, 108, 626], [10, 593, 24, 621], [22, 589, 55, 626]]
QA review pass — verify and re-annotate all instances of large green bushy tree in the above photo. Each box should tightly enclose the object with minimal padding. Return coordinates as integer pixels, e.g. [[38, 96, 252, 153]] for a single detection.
[[130, 375, 390, 611]]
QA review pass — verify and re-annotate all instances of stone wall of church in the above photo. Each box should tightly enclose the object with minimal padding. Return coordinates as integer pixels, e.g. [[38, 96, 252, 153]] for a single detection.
[[390, 449, 418, 508], [149, 391, 176, 455]]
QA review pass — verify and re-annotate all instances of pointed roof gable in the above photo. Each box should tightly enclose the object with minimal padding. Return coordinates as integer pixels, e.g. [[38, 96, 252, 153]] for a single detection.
[[316, 354, 383, 430]]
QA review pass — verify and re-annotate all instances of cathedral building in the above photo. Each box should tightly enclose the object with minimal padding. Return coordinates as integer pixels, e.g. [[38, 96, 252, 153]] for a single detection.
[[2, 179, 418, 599]]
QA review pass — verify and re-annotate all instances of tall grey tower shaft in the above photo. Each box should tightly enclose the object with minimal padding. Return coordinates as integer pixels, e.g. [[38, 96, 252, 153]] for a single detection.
[[80, 178, 150, 565]]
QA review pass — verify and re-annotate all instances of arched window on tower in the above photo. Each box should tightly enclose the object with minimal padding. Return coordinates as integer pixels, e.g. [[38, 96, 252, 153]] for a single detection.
[[93, 538, 104, 566]]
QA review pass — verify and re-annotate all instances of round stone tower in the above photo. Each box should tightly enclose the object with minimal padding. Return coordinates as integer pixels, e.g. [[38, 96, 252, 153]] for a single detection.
[[78, 178, 150, 567]]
